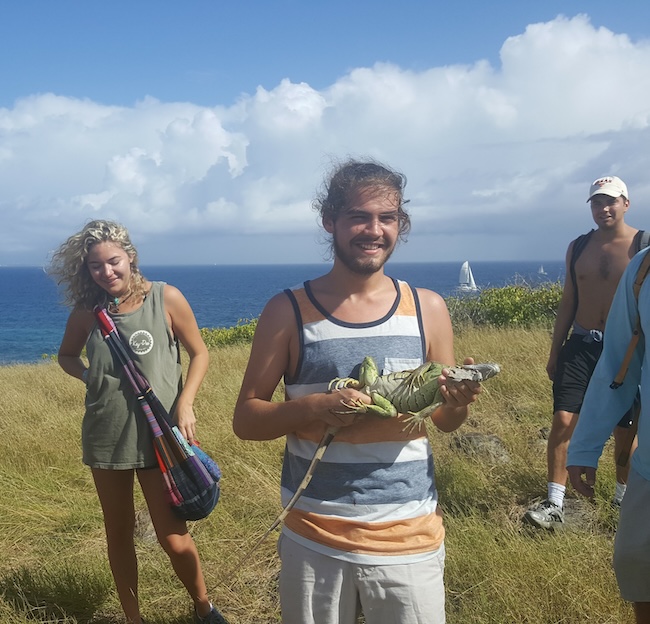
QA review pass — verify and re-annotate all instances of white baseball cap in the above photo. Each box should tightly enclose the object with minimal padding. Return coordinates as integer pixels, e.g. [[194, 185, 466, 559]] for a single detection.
[[587, 176, 629, 202]]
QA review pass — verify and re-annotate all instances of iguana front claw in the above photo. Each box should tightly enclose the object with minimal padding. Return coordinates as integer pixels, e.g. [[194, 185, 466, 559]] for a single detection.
[[332, 398, 368, 414]]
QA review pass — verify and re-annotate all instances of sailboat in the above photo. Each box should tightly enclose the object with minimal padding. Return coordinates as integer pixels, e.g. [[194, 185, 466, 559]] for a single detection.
[[537, 264, 548, 277], [457, 260, 479, 293]]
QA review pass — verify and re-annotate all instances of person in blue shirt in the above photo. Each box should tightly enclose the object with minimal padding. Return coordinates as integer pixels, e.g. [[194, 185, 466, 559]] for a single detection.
[[567, 246, 650, 624]]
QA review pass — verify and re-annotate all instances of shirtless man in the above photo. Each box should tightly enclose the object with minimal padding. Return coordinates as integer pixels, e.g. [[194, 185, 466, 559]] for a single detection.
[[524, 175, 642, 529], [233, 159, 483, 623]]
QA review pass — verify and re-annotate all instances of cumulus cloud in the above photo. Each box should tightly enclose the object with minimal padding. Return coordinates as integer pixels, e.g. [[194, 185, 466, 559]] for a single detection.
[[2, 14, 650, 265]]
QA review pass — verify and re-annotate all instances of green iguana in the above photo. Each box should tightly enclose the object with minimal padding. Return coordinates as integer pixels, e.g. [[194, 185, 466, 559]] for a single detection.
[[240, 357, 501, 561], [330, 356, 501, 433]]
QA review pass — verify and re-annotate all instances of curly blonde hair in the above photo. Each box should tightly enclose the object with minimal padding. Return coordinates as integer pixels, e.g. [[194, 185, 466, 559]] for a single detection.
[[48, 220, 147, 310]]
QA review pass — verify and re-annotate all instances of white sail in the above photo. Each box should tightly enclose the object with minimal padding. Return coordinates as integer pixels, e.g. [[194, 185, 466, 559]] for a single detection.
[[538, 264, 547, 276], [458, 260, 478, 292]]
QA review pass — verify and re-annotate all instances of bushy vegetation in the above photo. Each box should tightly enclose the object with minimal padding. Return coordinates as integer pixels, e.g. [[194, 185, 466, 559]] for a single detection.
[[200, 319, 258, 348], [0, 322, 635, 623], [446, 281, 563, 329]]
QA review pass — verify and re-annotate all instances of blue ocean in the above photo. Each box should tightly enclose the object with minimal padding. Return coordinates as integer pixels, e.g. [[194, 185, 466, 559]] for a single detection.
[[0, 261, 563, 365]]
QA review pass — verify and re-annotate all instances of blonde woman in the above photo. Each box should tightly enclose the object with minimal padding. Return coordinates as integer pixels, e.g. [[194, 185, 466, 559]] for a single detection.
[[50, 220, 227, 624]]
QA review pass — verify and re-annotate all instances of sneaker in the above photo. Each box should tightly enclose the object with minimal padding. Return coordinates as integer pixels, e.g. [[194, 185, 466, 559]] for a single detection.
[[194, 604, 229, 624], [523, 499, 564, 529], [611, 497, 622, 509]]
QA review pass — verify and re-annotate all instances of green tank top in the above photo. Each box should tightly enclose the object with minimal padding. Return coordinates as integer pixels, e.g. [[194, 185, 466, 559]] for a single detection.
[[83, 282, 182, 469]]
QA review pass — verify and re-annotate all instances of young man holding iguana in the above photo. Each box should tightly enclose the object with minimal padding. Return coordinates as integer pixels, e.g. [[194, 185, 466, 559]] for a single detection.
[[233, 159, 486, 624]]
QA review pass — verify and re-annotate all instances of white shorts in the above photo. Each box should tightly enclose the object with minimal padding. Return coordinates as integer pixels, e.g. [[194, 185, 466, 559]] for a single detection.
[[614, 468, 650, 602], [278, 534, 446, 624]]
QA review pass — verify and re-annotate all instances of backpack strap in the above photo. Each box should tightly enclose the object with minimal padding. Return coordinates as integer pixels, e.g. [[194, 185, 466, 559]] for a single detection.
[[643, 230, 650, 250], [610, 249, 650, 389], [634, 229, 650, 253], [569, 230, 594, 288], [569, 230, 595, 323]]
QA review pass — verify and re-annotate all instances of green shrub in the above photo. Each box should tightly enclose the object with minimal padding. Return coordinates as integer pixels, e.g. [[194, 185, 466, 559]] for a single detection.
[[447, 282, 563, 328], [200, 319, 258, 347]]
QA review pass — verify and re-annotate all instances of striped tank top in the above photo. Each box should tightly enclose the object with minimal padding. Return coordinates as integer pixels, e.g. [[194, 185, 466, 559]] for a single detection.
[[282, 278, 445, 565]]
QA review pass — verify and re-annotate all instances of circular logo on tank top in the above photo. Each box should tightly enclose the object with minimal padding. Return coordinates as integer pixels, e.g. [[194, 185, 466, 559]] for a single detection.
[[129, 330, 154, 355]]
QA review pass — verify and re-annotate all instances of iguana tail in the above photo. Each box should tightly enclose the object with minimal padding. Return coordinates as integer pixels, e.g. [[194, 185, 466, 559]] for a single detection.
[[238, 424, 339, 563]]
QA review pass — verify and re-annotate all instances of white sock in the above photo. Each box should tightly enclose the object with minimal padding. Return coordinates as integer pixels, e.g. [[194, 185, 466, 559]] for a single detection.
[[614, 481, 627, 502], [547, 482, 566, 508]]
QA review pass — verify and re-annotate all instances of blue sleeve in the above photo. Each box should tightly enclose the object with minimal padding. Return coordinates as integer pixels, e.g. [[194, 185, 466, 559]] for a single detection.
[[566, 250, 646, 468]]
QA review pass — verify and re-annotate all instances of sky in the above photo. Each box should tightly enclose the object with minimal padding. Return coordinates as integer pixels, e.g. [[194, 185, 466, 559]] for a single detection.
[[2, 1, 650, 266]]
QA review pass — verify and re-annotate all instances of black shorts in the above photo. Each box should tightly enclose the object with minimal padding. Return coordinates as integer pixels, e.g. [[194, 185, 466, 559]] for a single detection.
[[553, 333, 636, 428]]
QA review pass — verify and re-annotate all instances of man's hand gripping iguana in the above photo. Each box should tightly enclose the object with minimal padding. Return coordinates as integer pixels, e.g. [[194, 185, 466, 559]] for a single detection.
[[241, 357, 500, 560]]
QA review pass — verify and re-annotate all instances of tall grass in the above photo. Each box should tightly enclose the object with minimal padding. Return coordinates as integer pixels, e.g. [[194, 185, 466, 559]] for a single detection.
[[0, 298, 635, 622]]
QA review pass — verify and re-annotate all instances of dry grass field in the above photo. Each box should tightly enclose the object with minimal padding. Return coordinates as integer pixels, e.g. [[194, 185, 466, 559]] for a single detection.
[[0, 327, 635, 623]]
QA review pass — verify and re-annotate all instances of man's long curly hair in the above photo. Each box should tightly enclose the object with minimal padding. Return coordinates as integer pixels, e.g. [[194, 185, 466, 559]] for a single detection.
[[48, 220, 147, 310], [313, 158, 411, 241]]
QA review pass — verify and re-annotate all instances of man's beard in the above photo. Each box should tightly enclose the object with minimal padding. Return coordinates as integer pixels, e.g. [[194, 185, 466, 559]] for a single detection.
[[332, 236, 396, 275]]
